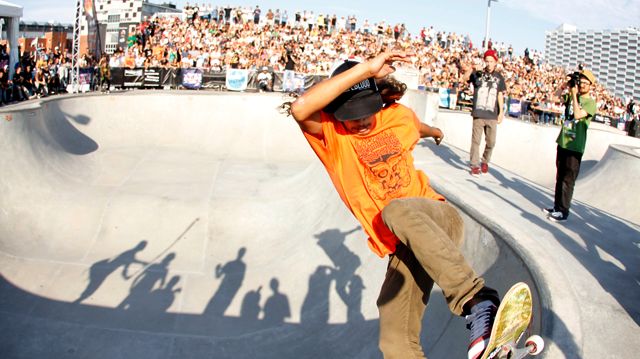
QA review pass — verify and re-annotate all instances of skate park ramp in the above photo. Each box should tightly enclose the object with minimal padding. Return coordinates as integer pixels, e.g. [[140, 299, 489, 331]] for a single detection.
[[0, 92, 544, 358]]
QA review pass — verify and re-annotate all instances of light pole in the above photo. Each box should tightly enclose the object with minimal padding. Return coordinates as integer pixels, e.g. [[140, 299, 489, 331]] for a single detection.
[[484, 0, 498, 50]]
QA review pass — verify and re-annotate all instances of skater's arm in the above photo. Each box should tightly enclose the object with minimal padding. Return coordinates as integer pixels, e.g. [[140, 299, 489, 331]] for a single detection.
[[290, 51, 411, 136], [497, 91, 505, 124], [419, 123, 444, 145]]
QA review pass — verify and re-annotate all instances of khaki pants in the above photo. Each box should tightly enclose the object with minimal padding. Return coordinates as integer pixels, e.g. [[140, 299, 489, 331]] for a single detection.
[[377, 198, 497, 358], [470, 119, 498, 167]]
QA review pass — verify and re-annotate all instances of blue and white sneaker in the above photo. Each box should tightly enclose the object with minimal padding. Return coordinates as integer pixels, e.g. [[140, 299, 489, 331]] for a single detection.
[[466, 300, 498, 359], [541, 207, 555, 215]]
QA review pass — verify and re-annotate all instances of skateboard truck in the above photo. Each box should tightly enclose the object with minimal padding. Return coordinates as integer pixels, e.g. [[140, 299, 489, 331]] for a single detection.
[[494, 335, 545, 359]]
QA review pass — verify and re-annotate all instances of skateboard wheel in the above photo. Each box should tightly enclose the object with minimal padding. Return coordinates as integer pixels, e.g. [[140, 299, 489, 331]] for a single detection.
[[525, 335, 544, 355]]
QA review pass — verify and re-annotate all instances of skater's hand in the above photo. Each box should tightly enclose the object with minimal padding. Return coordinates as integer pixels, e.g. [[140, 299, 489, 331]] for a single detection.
[[433, 128, 444, 145], [366, 51, 413, 79]]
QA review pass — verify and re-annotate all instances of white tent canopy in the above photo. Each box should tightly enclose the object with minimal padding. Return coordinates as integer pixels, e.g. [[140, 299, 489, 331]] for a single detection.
[[0, 0, 23, 78], [0, 0, 22, 17]]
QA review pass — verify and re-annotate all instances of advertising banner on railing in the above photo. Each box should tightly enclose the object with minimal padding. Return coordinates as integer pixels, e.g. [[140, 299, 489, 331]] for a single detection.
[[281, 70, 305, 93], [508, 98, 522, 117], [438, 88, 450, 108], [143, 68, 161, 87], [78, 68, 93, 85], [225, 69, 249, 91], [182, 68, 203, 89], [123, 69, 144, 88]]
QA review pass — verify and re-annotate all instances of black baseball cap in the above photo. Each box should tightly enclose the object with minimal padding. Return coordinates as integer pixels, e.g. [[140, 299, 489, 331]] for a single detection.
[[323, 60, 383, 122]]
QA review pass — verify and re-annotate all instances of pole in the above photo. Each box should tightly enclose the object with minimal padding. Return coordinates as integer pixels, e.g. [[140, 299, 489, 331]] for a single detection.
[[484, 0, 493, 50], [70, 0, 82, 93]]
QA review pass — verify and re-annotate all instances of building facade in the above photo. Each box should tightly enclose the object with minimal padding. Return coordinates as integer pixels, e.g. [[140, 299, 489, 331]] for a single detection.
[[11, 21, 73, 53], [545, 24, 640, 100], [80, 0, 180, 54]]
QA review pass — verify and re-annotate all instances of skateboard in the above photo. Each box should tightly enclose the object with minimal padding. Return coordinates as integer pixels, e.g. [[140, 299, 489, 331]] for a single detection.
[[480, 282, 545, 359]]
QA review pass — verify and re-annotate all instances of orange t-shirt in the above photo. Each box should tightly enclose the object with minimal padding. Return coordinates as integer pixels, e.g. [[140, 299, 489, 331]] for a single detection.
[[303, 103, 445, 257]]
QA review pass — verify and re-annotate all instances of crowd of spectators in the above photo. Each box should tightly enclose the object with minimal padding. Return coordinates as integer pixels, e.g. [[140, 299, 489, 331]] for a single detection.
[[0, 44, 99, 104], [2, 3, 637, 129]]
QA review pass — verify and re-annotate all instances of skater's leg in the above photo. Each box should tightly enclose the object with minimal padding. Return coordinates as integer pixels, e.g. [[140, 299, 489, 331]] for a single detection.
[[378, 243, 434, 358], [381, 198, 498, 315]]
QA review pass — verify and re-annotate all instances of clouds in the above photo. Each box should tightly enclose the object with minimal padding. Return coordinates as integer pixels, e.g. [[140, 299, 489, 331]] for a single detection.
[[500, 0, 640, 29]]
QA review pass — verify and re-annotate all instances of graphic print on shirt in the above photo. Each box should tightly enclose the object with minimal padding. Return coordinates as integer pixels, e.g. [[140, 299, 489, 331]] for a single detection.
[[351, 130, 412, 201], [475, 75, 499, 112]]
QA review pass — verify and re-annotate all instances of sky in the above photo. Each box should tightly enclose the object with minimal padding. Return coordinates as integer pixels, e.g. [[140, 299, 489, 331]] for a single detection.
[[14, 0, 640, 54]]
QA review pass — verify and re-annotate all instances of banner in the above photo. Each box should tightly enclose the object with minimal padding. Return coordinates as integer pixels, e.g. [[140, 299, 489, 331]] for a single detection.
[[84, 0, 95, 18], [282, 70, 305, 93], [109, 67, 323, 91], [143, 68, 161, 87], [123, 69, 144, 88], [226, 69, 249, 91], [508, 98, 522, 117], [78, 68, 93, 85], [182, 68, 203, 89], [438, 88, 450, 108]]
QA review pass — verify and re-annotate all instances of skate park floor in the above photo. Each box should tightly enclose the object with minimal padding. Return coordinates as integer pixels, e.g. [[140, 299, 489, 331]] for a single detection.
[[0, 91, 638, 358]]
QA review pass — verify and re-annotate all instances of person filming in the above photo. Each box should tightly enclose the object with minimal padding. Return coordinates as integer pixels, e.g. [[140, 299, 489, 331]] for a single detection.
[[543, 69, 597, 222]]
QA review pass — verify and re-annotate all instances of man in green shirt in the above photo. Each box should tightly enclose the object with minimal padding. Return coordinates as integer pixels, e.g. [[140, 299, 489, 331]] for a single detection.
[[544, 69, 597, 222]]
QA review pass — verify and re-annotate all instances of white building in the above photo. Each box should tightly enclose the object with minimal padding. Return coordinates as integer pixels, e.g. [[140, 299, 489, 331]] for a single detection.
[[545, 24, 640, 100], [81, 0, 180, 54]]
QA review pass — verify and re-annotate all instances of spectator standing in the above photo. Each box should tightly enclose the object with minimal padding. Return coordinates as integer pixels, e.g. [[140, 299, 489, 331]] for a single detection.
[[543, 70, 597, 222], [460, 49, 507, 176], [626, 99, 639, 137], [98, 54, 111, 93], [253, 5, 261, 24], [11, 66, 30, 101], [0, 68, 10, 104]]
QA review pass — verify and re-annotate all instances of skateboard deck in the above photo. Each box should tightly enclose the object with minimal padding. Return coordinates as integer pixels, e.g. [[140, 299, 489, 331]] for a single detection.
[[480, 282, 543, 359]]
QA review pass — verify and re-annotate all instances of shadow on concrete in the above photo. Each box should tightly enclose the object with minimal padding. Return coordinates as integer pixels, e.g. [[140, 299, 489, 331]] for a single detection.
[[0, 229, 381, 359], [418, 140, 468, 170], [486, 171, 640, 327], [42, 103, 98, 155]]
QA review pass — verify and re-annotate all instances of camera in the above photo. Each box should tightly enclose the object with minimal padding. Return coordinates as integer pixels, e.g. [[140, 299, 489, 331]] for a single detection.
[[567, 71, 581, 88]]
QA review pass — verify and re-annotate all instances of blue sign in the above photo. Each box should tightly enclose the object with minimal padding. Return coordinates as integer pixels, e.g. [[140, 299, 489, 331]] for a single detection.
[[508, 98, 522, 117], [226, 69, 249, 91], [439, 88, 450, 108]]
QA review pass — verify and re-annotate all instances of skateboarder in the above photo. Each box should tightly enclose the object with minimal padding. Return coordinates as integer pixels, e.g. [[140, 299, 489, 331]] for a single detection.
[[286, 51, 501, 359]]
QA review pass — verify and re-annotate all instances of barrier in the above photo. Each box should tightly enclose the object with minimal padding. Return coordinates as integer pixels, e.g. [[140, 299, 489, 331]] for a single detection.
[[108, 67, 324, 92]]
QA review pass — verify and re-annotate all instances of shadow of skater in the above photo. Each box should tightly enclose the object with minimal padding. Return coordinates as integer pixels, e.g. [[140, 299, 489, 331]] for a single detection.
[[74, 240, 148, 303], [205, 247, 247, 317], [343, 274, 365, 322], [240, 286, 262, 320], [314, 227, 365, 322], [301, 265, 334, 326], [118, 253, 176, 310], [263, 278, 291, 325]]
